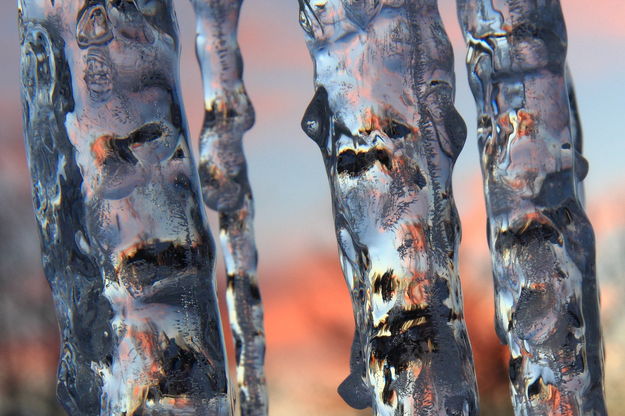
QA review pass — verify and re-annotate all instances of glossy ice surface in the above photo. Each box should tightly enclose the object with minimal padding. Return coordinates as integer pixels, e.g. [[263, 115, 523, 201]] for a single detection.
[[18, 0, 231, 414], [299, 0, 478, 414], [457, 0, 606, 414], [190, 0, 267, 414]]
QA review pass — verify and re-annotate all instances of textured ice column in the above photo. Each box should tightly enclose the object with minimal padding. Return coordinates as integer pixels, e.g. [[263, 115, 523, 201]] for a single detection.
[[566, 68, 586, 206], [18, 1, 232, 414], [457, 1, 606, 414], [189, 1, 267, 415], [299, 1, 478, 414]]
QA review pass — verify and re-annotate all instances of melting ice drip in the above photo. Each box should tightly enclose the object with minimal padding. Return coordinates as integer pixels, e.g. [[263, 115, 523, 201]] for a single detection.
[[19, 1, 232, 414], [457, 0, 606, 414], [190, 0, 268, 415], [299, 0, 479, 414]]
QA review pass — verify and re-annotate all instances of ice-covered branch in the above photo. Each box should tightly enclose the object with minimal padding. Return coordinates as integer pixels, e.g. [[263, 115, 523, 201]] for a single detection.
[[299, 0, 478, 413], [189, 1, 267, 415], [457, 1, 606, 413], [18, 1, 231, 414]]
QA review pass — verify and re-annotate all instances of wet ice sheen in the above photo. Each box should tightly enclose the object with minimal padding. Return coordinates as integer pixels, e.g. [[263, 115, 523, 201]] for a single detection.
[[299, 1, 479, 414], [190, 0, 268, 415], [457, 0, 606, 414], [19, 1, 232, 414]]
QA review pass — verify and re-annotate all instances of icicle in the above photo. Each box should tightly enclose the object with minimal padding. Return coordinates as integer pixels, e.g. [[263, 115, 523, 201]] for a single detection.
[[188, 1, 267, 415], [566, 67, 586, 206], [18, 1, 231, 414], [457, 1, 606, 413], [299, 1, 479, 414]]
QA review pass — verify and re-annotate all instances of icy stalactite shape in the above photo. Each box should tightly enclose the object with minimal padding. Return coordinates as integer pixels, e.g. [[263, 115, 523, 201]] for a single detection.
[[299, 1, 479, 414], [457, 1, 606, 414], [566, 68, 586, 206], [18, 1, 232, 414], [189, 1, 267, 414]]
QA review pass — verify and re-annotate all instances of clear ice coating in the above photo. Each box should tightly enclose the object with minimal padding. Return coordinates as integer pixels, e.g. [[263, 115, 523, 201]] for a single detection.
[[298, 1, 478, 414], [456, 0, 607, 414], [189, 0, 267, 414], [18, 1, 232, 414]]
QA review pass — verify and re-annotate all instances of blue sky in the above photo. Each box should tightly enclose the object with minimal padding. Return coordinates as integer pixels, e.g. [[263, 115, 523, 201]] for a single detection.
[[2, 1, 624, 262]]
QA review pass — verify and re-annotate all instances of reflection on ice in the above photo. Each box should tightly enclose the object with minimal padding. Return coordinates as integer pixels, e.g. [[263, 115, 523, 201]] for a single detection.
[[19, 1, 231, 414], [299, 1, 478, 414], [457, 0, 606, 413]]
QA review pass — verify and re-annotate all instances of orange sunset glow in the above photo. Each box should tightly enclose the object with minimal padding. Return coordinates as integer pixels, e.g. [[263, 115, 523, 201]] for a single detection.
[[1, 1, 624, 415]]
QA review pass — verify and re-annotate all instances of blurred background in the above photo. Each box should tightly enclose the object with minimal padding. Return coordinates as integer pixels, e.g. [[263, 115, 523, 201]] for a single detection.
[[1, 1, 624, 415]]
